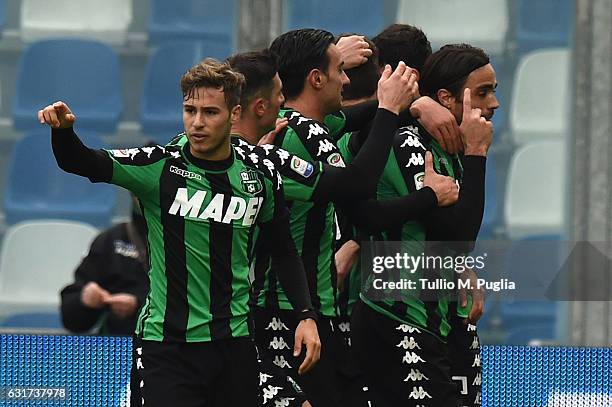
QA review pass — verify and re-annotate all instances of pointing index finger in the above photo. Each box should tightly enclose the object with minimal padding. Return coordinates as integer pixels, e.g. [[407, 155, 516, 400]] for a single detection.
[[462, 88, 472, 118]]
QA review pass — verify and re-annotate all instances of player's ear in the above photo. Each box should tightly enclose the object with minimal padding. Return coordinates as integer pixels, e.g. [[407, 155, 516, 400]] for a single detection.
[[254, 98, 267, 118], [308, 69, 325, 90], [437, 88, 454, 110], [230, 104, 241, 124]]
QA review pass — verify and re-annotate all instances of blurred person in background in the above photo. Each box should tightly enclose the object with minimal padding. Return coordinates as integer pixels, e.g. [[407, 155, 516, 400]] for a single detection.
[[60, 194, 149, 336]]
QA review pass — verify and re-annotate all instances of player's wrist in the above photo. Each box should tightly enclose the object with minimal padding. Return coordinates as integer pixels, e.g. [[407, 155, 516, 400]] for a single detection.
[[298, 309, 318, 322]]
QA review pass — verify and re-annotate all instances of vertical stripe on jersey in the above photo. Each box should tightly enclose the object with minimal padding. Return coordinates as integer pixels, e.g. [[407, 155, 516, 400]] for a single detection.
[[301, 203, 327, 311], [205, 172, 234, 340], [160, 162, 189, 341]]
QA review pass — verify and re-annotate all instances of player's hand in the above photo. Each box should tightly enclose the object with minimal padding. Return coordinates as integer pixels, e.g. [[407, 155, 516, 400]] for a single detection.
[[258, 118, 288, 146], [335, 240, 360, 291], [411, 97, 462, 155], [458, 268, 485, 324], [105, 293, 139, 319], [294, 318, 321, 375], [37, 101, 76, 129], [377, 62, 419, 115], [81, 282, 111, 309], [423, 152, 459, 206], [460, 88, 493, 156], [336, 35, 372, 69]]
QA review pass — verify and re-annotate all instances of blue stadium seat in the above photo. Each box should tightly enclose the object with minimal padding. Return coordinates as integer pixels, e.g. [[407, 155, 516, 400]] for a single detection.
[[3, 132, 116, 227], [505, 322, 556, 346], [0, 312, 62, 329], [13, 39, 122, 134], [140, 42, 223, 144], [148, 0, 235, 56], [285, 0, 386, 37], [499, 235, 561, 328], [515, 0, 573, 55]]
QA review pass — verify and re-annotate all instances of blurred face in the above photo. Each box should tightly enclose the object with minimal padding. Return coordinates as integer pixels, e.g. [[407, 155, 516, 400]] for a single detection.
[[321, 44, 350, 114], [449, 63, 499, 123], [260, 74, 285, 131], [183, 86, 240, 160]]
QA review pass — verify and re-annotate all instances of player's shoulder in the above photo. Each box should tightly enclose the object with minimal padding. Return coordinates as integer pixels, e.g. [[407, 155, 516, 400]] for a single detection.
[[280, 109, 330, 141], [232, 143, 284, 191], [106, 144, 180, 166]]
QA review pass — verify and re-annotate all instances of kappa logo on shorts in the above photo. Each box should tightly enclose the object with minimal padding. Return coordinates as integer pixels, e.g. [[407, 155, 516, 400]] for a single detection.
[[472, 354, 481, 368], [269, 337, 291, 350], [467, 324, 477, 332], [474, 391, 482, 405], [402, 351, 425, 365], [396, 324, 421, 334], [403, 369, 429, 382], [396, 336, 421, 350], [470, 336, 480, 350], [273, 356, 292, 369], [473, 373, 482, 386], [266, 317, 290, 331], [408, 386, 432, 400], [262, 385, 283, 404], [337, 322, 351, 333], [259, 372, 273, 386]]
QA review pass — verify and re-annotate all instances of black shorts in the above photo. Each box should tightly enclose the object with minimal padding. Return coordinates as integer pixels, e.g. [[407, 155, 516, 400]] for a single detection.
[[448, 314, 482, 407], [253, 307, 368, 407], [351, 300, 457, 407], [130, 336, 258, 407]]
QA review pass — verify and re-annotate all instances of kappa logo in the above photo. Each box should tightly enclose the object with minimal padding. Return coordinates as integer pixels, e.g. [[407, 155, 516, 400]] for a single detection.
[[408, 386, 432, 400], [275, 397, 295, 407], [403, 369, 429, 382], [295, 116, 308, 125], [467, 324, 477, 332], [406, 152, 425, 167], [142, 146, 158, 158], [400, 135, 425, 150], [136, 357, 144, 370], [474, 391, 482, 405], [327, 152, 346, 168], [240, 170, 264, 194], [414, 172, 425, 190], [276, 149, 290, 165], [473, 373, 482, 386], [113, 240, 139, 259], [266, 317, 290, 331], [337, 322, 350, 333], [262, 159, 277, 177], [317, 139, 336, 157], [472, 354, 481, 368], [259, 372, 273, 386], [168, 188, 263, 226], [290, 156, 314, 178], [169, 165, 202, 181], [261, 144, 275, 156], [469, 336, 480, 350], [110, 148, 141, 160], [399, 125, 420, 137], [307, 123, 327, 139], [269, 337, 291, 350], [396, 336, 421, 350], [402, 351, 425, 365], [136, 347, 142, 356], [262, 385, 283, 404], [249, 153, 260, 164], [397, 324, 421, 334], [235, 146, 246, 160], [273, 356, 292, 369]]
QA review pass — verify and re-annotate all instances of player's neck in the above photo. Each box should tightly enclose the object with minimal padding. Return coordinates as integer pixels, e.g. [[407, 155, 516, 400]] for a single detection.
[[285, 94, 326, 123], [231, 118, 260, 146]]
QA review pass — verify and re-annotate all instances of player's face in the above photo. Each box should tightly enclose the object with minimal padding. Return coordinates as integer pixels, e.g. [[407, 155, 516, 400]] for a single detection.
[[261, 74, 285, 131], [183, 86, 240, 160], [322, 44, 350, 114], [450, 63, 499, 123]]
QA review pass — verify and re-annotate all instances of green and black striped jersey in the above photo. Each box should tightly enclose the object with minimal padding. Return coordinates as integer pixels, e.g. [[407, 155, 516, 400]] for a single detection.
[[261, 108, 347, 317], [103, 142, 285, 343], [357, 120, 465, 339]]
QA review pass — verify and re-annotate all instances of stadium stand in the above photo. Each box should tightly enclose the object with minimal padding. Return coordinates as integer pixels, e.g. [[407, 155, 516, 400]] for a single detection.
[[506, 322, 556, 346], [504, 141, 565, 239], [3, 133, 116, 227], [285, 0, 386, 37], [0, 312, 63, 329], [19, 0, 133, 45], [140, 41, 224, 144], [12, 39, 123, 134], [396, 0, 509, 55], [515, 0, 573, 55], [148, 0, 236, 56], [509, 49, 570, 145], [0, 220, 98, 315]]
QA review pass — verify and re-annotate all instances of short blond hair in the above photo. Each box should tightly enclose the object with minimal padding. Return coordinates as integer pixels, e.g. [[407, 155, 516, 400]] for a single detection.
[[180, 58, 245, 109]]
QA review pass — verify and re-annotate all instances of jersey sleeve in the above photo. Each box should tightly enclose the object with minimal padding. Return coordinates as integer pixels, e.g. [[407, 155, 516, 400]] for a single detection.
[[385, 125, 430, 196], [323, 110, 347, 140], [104, 146, 168, 199]]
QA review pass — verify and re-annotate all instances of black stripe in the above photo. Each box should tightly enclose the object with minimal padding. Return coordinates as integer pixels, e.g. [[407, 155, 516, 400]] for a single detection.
[[160, 161, 188, 342], [137, 203, 152, 337], [301, 203, 328, 311], [205, 171, 234, 340]]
